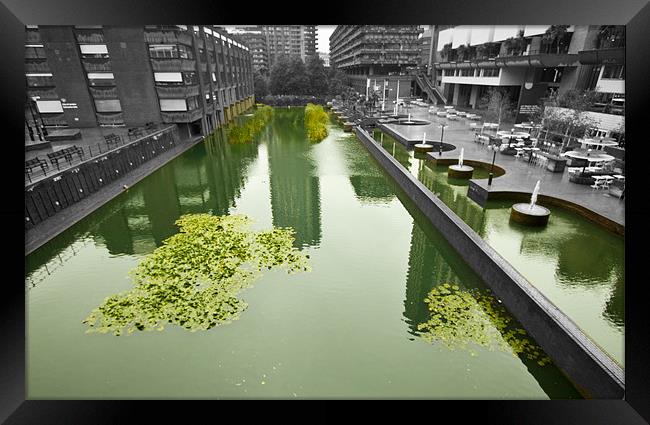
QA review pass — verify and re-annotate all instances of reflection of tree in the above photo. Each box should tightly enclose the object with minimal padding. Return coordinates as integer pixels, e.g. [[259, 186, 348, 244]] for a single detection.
[[267, 109, 322, 248], [203, 127, 259, 216], [340, 131, 395, 203], [604, 272, 624, 327], [555, 232, 618, 285]]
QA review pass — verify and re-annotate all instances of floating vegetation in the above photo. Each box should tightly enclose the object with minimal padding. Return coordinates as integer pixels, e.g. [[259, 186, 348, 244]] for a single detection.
[[304, 103, 329, 143], [226, 105, 274, 144], [417, 284, 552, 366], [83, 214, 310, 335]]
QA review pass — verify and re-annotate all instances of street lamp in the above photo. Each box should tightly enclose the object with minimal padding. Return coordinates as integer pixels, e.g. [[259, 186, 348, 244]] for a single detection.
[[488, 144, 497, 186], [438, 123, 447, 156]]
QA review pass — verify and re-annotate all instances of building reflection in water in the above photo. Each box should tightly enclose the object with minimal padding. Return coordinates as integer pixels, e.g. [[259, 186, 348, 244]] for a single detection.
[[266, 109, 322, 248]]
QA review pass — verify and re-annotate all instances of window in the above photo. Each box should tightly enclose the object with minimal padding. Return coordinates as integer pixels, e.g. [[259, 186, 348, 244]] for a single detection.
[[94, 99, 122, 112], [159, 98, 187, 111], [149, 44, 177, 58], [25, 45, 47, 59], [79, 44, 108, 55], [482, 68, 500, 77], [601, 65, 624, 79], [26, 73, 54, 87], [36, 100, 63, 113], [154, 72, 183, 83], [87, 72, 115, 86], [186, 96, 200, 110]]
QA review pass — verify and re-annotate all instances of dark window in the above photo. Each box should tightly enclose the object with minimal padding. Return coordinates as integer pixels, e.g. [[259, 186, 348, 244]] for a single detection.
[[601, 65, 624, 79]]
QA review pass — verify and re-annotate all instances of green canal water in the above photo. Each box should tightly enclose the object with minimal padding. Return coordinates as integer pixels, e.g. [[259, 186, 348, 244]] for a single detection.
[[374, 130, 624, 366], [26, 109, 582, 399]]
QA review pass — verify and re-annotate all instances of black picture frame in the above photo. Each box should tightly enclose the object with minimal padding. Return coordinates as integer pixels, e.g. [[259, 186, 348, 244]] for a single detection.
[[4, 0, 650, 422]]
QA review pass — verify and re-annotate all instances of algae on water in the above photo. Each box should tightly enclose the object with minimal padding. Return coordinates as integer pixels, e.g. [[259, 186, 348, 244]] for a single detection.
[[83, 214, 310, 335]]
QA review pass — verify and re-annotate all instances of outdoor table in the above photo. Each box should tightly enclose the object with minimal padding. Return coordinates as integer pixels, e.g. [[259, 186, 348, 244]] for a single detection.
[[613, 174, 625, 181], [536, 151, 568, 173], [579, 138, 619, 151]]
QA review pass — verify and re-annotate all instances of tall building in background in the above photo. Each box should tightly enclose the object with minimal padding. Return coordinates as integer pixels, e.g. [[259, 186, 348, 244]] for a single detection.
[[230, 26, 269, 73], [329, 25, 424, 104], [25, 25, 255, 139], [232, 25, 317, 72], [319, 52, 330, 68]]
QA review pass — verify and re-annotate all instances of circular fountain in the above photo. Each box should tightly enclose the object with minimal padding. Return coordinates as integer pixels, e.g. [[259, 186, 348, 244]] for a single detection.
[[510, 180, 551, 226], [448, 148, 474, 179], [414, 132, 434, 152]]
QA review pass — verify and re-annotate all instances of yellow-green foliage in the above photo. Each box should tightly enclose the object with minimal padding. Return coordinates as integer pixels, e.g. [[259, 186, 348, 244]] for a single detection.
[[227, 105, 274, 144], [82, 214, 310, 335], [304, 103, 329, 143]]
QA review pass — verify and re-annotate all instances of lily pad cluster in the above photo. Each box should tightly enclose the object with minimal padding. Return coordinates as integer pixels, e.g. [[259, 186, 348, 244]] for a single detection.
[[83, 214, 310, 335], [417, 284, 552, 366], [304, 103, 329, 142]]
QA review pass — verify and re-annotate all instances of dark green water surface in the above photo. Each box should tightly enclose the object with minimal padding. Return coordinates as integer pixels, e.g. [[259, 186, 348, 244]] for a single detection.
[[374, 130, 624, 366], [26, 109, 581, 398]]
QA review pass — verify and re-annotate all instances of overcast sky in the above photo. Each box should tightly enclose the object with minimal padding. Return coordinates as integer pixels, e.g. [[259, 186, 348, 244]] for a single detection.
[[223, 25, 338, 54]]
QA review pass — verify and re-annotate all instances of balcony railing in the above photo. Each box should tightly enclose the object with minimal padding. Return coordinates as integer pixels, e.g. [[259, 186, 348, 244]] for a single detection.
[[155, 85, 200, 98], [150, 58, 197, 72], [27, 87, 59, 100], [161, 108, 203, 123], [40, 113, 67, 126], [89, 86, 119, 99], [144, 31, 193, 46], [578, 48, 624, 65], [82, 60, 112, 72], [25, 61, 51, 73], [96, 112, 125, 125], [75, 32, 105, 43]]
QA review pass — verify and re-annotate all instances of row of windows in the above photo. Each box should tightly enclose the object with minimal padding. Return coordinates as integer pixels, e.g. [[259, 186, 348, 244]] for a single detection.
[[149, 44, 194, 59], [443, 68, 500, 77]]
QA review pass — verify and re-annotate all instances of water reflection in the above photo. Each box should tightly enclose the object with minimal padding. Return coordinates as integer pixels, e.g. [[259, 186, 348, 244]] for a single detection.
[[397, 187, 581, 399], [267, 110, 322, 248]]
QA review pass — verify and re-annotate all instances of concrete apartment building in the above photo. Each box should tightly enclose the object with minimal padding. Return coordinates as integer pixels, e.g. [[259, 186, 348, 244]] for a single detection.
[[232, 25, 317, 73], [25, 25, 255, 140], [329, 25, 423, 104], [425, 25, 624, 128]]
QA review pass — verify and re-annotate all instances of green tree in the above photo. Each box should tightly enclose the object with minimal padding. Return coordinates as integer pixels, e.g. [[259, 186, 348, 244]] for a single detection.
[[305, 55, 329, 95], [269, 55, 310, 95], [480, 88, 516, 130], [327, 68, 348, 96], [542, 25, 570, 54], [253, 69, 269, 98]]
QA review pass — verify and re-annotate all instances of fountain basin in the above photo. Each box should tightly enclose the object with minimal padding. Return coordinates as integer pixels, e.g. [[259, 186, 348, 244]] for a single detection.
[[510, 203, 551, 226], [414, 143, 434, 153], [448, 164, 474, 179], [393, 119, 430, 126]]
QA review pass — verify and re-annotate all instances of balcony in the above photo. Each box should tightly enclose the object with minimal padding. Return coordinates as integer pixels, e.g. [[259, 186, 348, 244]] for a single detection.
[[150, 58, 197, 72], [40, 113, 67, 126], [155, 85, 200, 98], [89, 86, 119, 99], [96, 112, 125, 125], [578, 48, 624, 65], [82, 60, 112, 72], [161, 108, 203, 123], [144, 31, 193, 46], [435, 51, 579, 69], [25, 61, 51, 73], [27, 87, 59, 100], [26, 30, 41, 43]]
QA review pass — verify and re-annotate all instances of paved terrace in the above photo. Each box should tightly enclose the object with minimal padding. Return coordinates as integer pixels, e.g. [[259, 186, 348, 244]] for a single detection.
[[380, 105, 625, 226], [25, 126, 169, 185]]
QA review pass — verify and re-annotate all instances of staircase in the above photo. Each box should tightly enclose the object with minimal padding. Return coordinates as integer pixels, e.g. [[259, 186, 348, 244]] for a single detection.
[[415, 72, 447, 105]]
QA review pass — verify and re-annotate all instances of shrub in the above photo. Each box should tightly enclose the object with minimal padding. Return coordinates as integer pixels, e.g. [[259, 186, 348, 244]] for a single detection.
[[304, 103, 329, 143], [226, 105, 274, 144]]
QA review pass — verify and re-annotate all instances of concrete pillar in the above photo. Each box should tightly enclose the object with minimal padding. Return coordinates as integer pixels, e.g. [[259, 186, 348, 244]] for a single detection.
[[452, 84, 460, 105], [469, 85, 479, 108]]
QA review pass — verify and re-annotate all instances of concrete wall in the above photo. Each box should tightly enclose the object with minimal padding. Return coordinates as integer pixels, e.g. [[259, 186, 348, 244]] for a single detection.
[[354, 126, 624, 399], [39, 26, 97, 127], [104, 26, 161, 127]]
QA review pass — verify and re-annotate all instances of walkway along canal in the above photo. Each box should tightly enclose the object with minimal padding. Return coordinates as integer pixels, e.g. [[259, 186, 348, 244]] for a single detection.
[[26, 108, 583, 399]]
